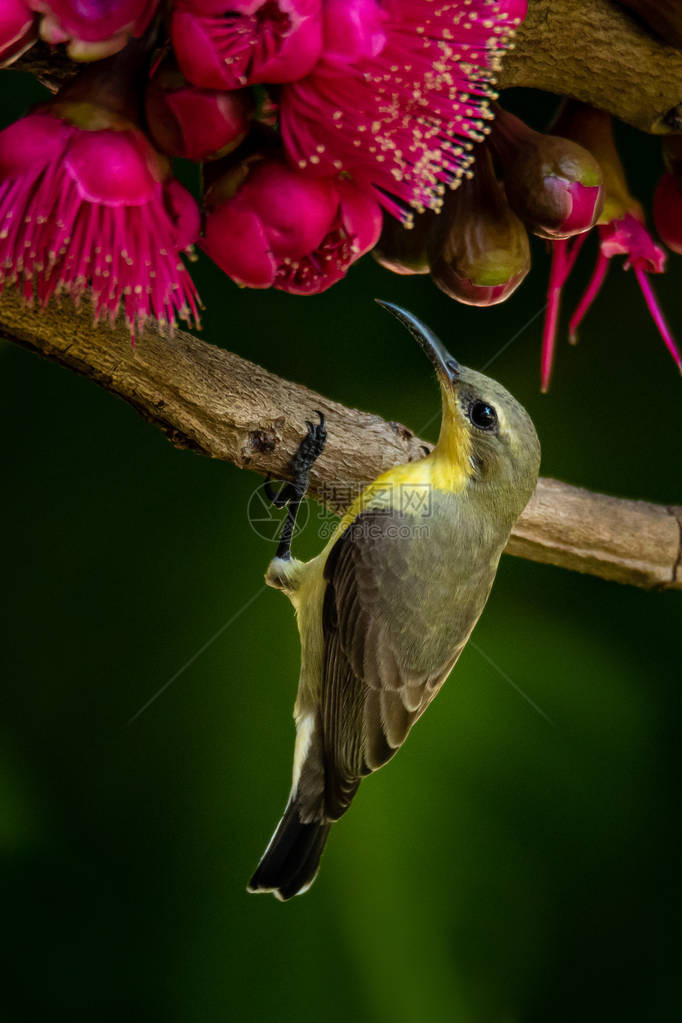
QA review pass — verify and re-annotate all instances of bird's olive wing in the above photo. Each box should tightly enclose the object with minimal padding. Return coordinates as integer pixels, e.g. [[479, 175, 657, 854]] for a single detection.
[[321, 508, 457, 820]]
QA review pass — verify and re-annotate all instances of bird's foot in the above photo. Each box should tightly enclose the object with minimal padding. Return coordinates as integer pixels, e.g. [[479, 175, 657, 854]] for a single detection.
[[273, 412, 327, 561], [290, 411, 327, 498]]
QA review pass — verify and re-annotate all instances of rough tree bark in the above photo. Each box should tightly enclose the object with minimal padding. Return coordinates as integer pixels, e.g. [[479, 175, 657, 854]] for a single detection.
[[1, 290, 680, 592], [13, 0, 682, 133], [497, 0, 682, 132]]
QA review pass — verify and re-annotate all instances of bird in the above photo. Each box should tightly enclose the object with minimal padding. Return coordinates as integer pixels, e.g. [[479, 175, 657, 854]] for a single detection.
[[247, 301, 540, 901]]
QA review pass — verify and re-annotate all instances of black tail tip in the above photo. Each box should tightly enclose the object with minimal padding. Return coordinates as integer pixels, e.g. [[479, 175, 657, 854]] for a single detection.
[[247, 802, 330, 901]]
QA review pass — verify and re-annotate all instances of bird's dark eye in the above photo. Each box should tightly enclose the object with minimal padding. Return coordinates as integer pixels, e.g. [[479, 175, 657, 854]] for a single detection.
[[469, 401, 497, 431]]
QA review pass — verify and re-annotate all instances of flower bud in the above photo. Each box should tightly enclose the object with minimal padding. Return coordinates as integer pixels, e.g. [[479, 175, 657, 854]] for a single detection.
[[372, 209, 437, 276], [549, 101, 633, 223], [538, 102, 681, 387], [0, 0, 37, 67], [202, 159, 381, 294], [428, 147, 530, 306], [145, 62, 251, 162], [490, 106, 603, 240], [614, 0, 682, 45]]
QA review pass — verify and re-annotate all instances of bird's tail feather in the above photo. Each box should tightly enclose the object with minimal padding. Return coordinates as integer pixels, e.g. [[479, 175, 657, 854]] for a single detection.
[[247, 798, 330, 901]]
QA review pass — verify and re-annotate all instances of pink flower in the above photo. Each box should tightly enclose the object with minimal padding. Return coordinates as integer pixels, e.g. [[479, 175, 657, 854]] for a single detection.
[[171, 0, 323, 91], [0, 110, 200, 337], [539, 103, 681, 392], [145, 62, 252, 162], [0, 0, 38, 67], [30, 0, 158, 61], [541, 214, 680, 392], [202, 159, 382, 293], [279, 0, 526, 222]]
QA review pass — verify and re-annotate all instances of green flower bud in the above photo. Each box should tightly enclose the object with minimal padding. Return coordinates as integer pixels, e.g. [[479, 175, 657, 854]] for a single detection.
[[428, 146, 530, 306]]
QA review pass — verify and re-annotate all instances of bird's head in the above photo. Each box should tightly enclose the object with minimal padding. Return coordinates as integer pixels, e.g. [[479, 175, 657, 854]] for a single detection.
[[376, 301, 541, 519]]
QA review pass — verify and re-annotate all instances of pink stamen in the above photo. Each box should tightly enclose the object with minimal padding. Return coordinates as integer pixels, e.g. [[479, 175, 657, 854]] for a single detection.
[[563, 229, 589, 279], [0, 113, 200, 337], [541, 239, 570, 393], [634, 266, 682, 372], [279, 0, 524, 219], [567, 248, 610, 345]]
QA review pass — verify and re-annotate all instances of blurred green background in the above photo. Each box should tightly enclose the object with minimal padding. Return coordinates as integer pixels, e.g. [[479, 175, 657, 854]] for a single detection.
[[1, 72, 681, 1023]]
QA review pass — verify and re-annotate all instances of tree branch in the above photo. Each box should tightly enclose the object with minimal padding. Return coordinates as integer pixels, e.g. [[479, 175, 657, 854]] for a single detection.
[[498, 0, 682, 133], [1, 289, 679, 592], [11, 2, 682, 133]]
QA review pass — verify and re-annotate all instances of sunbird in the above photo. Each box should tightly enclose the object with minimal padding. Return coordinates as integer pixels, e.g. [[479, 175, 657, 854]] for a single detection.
[[248, 302, 540, 900]]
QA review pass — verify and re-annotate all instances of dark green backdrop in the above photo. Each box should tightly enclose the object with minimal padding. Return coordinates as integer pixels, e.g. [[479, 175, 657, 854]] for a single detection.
[[1, 74, 681, 1022]]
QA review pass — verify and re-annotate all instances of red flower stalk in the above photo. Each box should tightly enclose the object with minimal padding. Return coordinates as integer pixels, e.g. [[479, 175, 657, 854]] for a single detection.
[[279, 0, 526, 223], [171, 0, 323, 91], [540, 103, 681, 392], [0, 0, 37, 67], [490, 105, 603, 239], [31, 0, 159, 60], [202, 158, 382, 293], [0, 48, 200, 337], [428, 145, 530, 305], [145, 61, 252, 162]]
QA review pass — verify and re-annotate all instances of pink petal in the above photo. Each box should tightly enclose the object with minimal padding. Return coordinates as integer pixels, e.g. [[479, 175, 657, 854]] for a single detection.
[[201, 198, 276, 288], [600, 212, 665, 274], [240, 161, 338, 259], [170, 10, 235, 90], [338, 180, 383, 255], [556, 180, 602, 236], [163, 87, 250, 161], [0, 111, 71, 177], [65, 129, 157, 207], [163, 178, 200, 250], [250, 0, 323, 84], [322, 0, 386, 62], [0, 0, 36, 64]]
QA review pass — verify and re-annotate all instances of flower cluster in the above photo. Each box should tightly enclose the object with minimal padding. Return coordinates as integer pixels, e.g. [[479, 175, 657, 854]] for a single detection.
[[1, 0, 678, 387], [0, 0, 525, 336]]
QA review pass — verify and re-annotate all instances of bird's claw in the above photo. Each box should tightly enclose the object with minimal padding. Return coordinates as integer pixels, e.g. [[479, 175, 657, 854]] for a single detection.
[[294, 411, 327, 477], [264, 413, 327, 515]]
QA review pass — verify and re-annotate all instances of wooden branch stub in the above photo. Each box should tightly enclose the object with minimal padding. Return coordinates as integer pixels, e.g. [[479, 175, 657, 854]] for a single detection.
[[1, 289, 680, 592], [497, 0, 682, 134], [507, 478, 682, 590]]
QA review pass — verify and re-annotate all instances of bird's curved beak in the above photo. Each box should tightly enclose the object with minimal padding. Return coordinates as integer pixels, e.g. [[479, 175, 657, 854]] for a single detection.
[[375, 300, 460, 384]]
